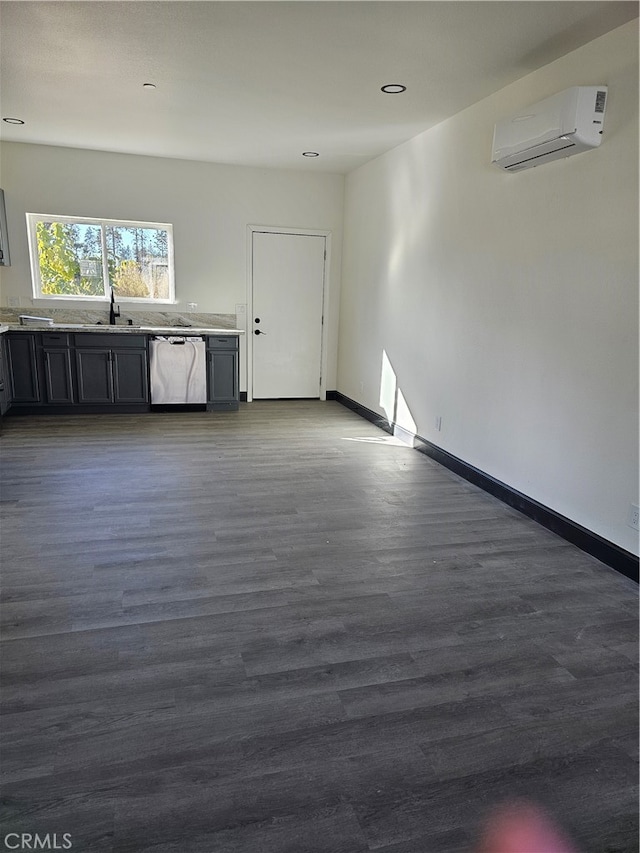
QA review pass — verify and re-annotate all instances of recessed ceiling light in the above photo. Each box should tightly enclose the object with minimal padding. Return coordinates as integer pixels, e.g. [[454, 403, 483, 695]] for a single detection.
[[3, 117, 25, 125], [302, 151, 319, 157], [381, 84, 407, 94], [142, 83, 157, 90]]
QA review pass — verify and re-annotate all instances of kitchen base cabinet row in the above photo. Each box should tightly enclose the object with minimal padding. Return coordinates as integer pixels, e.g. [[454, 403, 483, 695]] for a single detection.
[[5, 332, 149, 411], [2, 332, 240, 415]]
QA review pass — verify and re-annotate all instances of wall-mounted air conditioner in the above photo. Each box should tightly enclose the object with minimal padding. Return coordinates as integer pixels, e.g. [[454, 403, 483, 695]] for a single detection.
[[491, 86, 607, 172], [0, 189, 10, 266]]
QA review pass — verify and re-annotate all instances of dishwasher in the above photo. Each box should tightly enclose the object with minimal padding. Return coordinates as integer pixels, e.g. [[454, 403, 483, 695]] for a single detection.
[[149, 336, 207, 404]]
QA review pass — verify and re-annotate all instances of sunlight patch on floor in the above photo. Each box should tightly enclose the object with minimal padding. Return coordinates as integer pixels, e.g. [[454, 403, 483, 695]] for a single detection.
[[341, 435, 411, 446]]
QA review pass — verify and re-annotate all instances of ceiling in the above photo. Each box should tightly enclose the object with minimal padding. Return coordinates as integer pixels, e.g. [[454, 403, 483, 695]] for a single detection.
[[1, 1, 637, 173]]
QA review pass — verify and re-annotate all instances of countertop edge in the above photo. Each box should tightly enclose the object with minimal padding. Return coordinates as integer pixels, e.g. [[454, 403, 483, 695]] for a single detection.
[[2, 325, 245, 335]]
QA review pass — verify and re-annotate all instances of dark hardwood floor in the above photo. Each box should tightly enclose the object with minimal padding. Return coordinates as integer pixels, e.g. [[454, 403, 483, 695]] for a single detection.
[[0, 401, 637, 853]]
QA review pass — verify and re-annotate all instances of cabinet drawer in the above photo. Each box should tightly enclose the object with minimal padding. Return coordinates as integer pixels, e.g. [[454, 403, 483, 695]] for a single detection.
[[206, 335, 238, 350], [41, 332, 71, 347], [74, 333, 147, 348]]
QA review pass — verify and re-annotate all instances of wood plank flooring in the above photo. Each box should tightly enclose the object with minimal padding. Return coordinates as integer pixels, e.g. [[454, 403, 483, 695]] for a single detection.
[[0, 401, 637, 852]]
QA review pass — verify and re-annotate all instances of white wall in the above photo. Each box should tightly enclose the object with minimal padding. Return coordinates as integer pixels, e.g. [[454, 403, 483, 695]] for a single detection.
[[338, 21, 639, 554], [0, 143, 344, 391]]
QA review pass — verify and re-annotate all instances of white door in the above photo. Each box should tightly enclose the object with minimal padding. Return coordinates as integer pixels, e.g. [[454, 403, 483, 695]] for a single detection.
[[251, 231, 326, 399]]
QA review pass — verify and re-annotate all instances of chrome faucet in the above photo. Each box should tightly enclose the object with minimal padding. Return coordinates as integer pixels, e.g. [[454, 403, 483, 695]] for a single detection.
[[109, 287, 120, 325]]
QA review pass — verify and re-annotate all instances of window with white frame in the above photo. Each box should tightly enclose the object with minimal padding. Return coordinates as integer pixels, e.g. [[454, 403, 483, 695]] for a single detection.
[[26, 214, 175, 303]]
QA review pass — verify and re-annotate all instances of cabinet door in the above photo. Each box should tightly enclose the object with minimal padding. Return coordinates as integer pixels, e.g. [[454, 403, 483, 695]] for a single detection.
[[207, 350, 238, 408], [0, 336, 9, 414], [76, 349, 113, 403], [113, 349, 149, 403], [43, 349, 74, 404], [7, 334, 40, 403]]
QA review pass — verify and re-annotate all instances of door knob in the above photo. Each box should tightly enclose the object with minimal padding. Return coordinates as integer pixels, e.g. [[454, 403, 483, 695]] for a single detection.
[[254, 318, 261, 324], [254, 329, 267, 335]]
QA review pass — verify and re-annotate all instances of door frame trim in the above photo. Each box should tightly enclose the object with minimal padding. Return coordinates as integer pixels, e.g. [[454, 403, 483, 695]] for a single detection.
[[246, 225, 331, 402]]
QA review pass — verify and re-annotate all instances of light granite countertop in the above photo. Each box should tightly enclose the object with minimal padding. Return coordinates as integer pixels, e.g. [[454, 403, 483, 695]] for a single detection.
[[2, 324, 244, 335]]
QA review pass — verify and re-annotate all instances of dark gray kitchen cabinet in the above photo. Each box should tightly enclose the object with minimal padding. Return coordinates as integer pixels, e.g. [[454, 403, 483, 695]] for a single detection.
[[6, 332, 40, 404], [0, 335, 10, 415], [75, 348, 113, 403], [113, 349, 149, 403], [206, 335, 239, 411], [41, 332, 74, 404], [75, 334, 149, 405]]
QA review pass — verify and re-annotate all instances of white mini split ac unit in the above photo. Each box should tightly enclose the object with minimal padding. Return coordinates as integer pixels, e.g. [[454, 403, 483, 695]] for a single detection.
[[491, 86, 608, 172]]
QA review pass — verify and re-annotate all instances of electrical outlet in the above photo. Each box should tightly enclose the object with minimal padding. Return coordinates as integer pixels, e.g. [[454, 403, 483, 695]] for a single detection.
[[628, 504, 640, 531], [235, 303, 246, 315], [7, 296, 20, 307], [187, 302, 197, 311], [435, 416, 442, 431]]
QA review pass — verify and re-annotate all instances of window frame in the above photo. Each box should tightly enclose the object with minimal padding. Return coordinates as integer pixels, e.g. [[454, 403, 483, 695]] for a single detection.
[[26, 213, 176, 304]]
